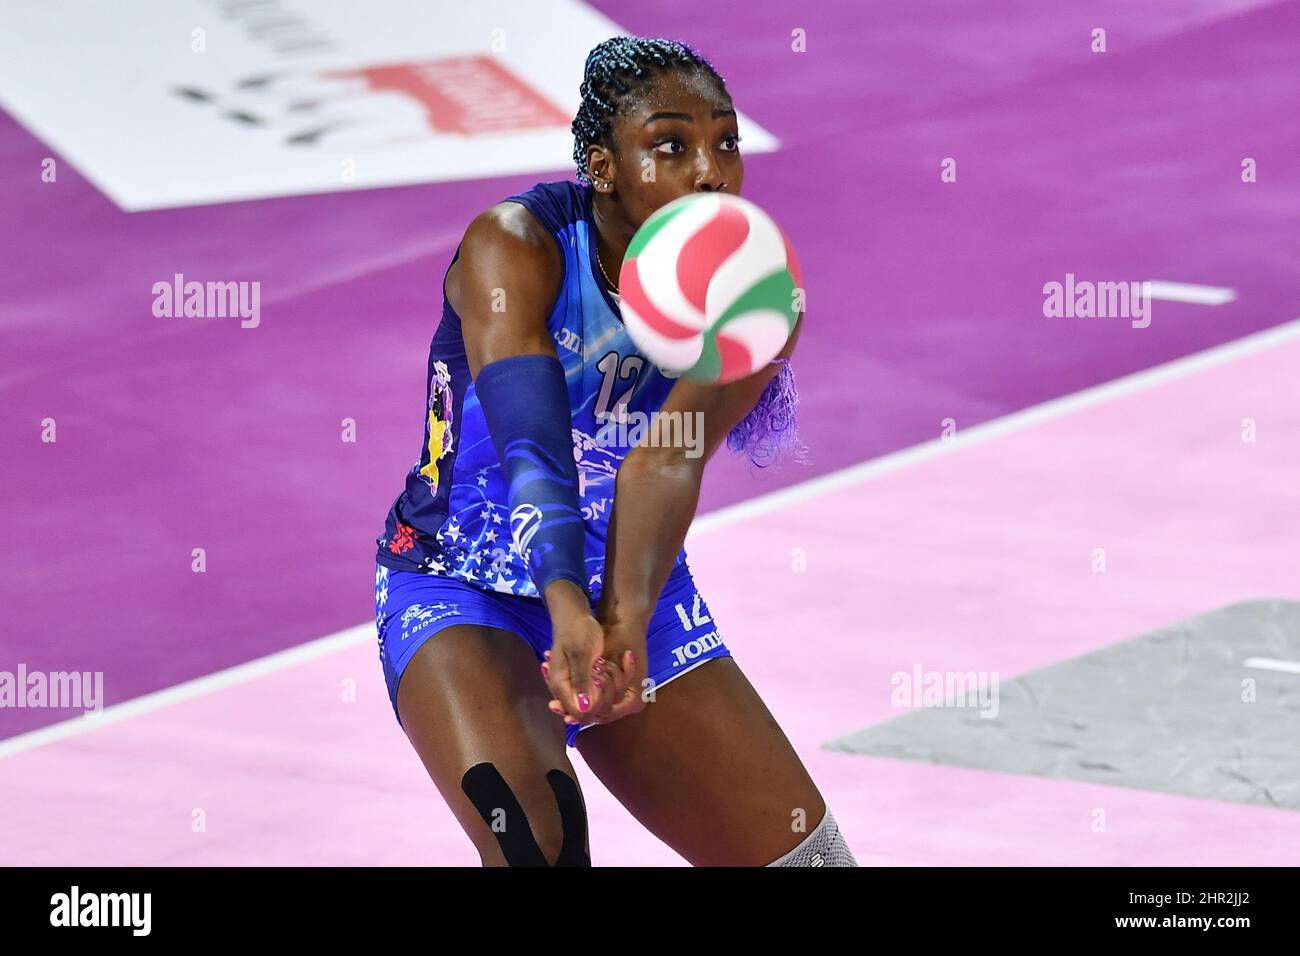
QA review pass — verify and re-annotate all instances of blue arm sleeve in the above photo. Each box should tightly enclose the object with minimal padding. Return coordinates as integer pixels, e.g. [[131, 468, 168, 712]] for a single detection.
[[474, 353, 589, 601]]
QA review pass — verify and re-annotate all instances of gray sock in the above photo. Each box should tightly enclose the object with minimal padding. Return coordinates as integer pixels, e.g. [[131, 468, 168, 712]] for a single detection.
[[765, 807, 858, 866]]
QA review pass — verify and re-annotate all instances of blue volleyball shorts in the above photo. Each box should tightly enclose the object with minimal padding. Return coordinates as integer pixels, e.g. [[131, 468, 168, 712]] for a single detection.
[[374, 560, 732, 748]]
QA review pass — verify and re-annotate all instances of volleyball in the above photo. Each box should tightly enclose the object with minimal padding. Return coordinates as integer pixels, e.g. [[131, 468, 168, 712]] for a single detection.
[[618, 192, 803, 385]]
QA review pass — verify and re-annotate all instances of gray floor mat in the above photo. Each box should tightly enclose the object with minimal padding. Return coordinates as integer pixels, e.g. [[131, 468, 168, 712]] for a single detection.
[[825, 600, 1300, 810]]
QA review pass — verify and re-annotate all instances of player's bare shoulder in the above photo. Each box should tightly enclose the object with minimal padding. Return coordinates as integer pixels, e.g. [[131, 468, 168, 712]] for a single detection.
[[447, 200, 566, 374], [446, 201, 563, 319]]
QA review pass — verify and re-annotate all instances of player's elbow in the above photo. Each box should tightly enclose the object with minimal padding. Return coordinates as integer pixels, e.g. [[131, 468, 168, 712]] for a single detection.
[[620, 440, 706, 491]]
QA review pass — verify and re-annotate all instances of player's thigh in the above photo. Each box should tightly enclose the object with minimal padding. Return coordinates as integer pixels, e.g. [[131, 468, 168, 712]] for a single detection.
[[575, 654, 825, 866], [397, 622, 588, 866]]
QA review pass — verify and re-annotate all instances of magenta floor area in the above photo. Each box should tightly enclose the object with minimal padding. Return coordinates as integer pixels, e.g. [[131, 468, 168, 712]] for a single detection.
[[2, 1, 1298, 736], [2, 323, 1296, 864]]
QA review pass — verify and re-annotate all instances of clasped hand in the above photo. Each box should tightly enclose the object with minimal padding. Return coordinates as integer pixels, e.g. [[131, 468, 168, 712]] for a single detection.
[[542, 612, 649, 729]]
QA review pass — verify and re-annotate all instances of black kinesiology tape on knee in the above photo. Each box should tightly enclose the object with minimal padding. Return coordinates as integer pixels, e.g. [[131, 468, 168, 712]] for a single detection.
[[546, 769, 590, 867], [460, 763, 590, 866], [461, 762, 548, 866]]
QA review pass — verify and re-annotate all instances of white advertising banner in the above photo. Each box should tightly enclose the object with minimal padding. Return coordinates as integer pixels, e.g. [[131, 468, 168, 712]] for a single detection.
[[0, 0, 778, 210]]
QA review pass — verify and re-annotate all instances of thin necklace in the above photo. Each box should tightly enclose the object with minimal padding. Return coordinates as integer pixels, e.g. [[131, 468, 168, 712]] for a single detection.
[[595, 243, 619, 295]]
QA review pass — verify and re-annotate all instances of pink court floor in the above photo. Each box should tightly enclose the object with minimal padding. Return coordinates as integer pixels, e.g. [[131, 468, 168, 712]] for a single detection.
[[3, 323, 1298, 865]]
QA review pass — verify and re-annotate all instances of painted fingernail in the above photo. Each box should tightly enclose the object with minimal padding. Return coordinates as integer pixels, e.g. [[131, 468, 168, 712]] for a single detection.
[[627, 651, 635, 665], [577, 693, 591, 712], [541, 663, 549, 678], [594, 677, 603, 689]]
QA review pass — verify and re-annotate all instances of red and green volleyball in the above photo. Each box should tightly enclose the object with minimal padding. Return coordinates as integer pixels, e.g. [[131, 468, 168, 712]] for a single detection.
[[618, 193, 803, 384]]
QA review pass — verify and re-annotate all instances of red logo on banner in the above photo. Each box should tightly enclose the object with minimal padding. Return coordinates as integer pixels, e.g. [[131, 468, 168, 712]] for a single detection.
[[326, 56, 571, 135], [174, 55, 571, 148]]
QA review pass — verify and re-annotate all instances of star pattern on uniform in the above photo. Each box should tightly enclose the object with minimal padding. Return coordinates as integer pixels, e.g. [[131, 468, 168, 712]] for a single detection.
[[484, 529, 498, 543], [490, 572, 516, 593]]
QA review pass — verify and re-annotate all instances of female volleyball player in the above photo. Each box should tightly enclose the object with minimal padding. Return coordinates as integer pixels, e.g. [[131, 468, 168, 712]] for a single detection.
[[374, 36, 856, 867]]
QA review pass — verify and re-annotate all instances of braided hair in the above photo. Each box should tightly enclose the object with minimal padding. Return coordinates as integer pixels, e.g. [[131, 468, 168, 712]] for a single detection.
[[571, 36, 728, 185], [573, 38, 801, 468]]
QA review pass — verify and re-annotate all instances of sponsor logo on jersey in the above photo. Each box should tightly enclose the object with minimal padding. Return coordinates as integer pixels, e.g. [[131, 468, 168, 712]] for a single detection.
[[388, 523, 418, 555], [510, 503, 542, 557], [398, 601, 462, 640], [554, 327, 583, 355], [669, 629, 722, 668]]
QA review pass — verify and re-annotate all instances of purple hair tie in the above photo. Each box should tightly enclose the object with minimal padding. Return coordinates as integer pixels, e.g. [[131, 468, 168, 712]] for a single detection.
[[726, 360, 807, 468]]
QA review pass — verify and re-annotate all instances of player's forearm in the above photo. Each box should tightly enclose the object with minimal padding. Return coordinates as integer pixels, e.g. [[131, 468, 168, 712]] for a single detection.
[[476, 354, 591, 612], [596, 447, 703, 628]]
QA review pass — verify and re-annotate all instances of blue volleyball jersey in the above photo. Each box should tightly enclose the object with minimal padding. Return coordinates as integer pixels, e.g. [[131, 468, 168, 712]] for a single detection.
[[376, 180, 686, 603]]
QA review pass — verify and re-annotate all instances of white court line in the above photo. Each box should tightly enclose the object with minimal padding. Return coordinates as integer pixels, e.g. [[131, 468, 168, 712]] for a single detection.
[[3, 316, 1298, 761], [0, 625, 372, 759], [1243, 658, 1300, 676], [690, 316, 1300, 535], [1143, 280, 1237, 306]]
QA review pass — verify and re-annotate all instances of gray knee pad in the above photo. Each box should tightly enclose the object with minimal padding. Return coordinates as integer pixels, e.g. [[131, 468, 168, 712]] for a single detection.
[[766, 807, 858, 867], [461, 762, 590, 866]]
